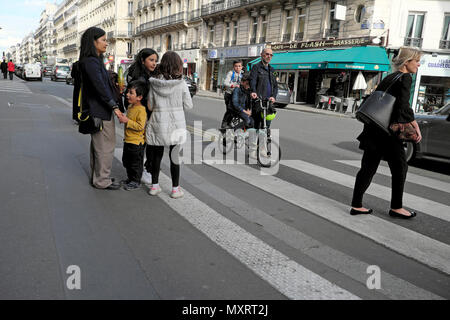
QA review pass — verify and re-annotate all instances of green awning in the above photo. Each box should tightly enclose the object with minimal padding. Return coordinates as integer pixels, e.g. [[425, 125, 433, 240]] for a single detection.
[[248, 47, 390, 72]]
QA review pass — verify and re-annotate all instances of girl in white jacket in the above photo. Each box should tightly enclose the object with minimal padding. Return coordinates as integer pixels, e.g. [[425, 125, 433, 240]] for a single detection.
[[146, 51, 193, 198]]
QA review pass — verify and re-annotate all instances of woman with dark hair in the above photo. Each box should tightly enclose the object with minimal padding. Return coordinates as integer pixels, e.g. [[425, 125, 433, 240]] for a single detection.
[[125, 48, 159, 185], [146, 51, 193, 199], [79, 26, 125, 190]]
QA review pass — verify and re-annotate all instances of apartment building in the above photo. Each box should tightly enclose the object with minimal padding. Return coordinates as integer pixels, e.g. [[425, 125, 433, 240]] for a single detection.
[[34, 3, 58, 65], [5, 45, 21, 64], [133, 0, 203, 77], [19, 33, 36, 64], [53, 0, 80, 64]]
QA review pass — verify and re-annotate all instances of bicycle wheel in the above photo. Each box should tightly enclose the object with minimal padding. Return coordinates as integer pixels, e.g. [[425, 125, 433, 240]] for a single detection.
[[217, 131, 234, 154], [257, 136, 281, 168]]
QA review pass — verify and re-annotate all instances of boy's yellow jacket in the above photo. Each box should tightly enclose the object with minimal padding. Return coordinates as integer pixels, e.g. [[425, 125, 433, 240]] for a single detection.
[[124, 104, 147, 145]]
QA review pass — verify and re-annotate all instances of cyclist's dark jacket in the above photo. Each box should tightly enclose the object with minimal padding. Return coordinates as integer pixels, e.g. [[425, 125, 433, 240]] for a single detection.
[[231, 86, 251, 113], [249, 61, 278, 100]]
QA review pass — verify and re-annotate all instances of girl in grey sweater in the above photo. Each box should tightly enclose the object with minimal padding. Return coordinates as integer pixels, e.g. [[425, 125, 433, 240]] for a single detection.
[[146, 51, 193, 198]]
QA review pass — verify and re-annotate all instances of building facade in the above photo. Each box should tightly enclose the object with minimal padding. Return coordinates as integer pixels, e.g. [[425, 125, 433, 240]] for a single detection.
[[54, 0, 80, 64], [34, 3, 58, 65], [19, 33, 36, 64]]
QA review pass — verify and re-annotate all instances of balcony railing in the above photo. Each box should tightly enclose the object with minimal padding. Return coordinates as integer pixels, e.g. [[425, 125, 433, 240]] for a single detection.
[[63, 43, 77, 53], [189, 9, 201, 21], [136, 12, 186, 34], [295, 32, 304, 41], [325, 28, 339, 38], [404, 37, 423, 47], [440, 40, 450, 49], [201, 0, 266, 17], [250, 37, 256, 44], [259, 36, 266, 43], [191, 41, 199, 48], [108, 31, 134, 39], [282, 34, 291, 42]]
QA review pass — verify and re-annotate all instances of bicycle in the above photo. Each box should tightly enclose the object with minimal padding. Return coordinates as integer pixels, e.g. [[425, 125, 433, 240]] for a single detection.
[[217, 98, 281, 168]]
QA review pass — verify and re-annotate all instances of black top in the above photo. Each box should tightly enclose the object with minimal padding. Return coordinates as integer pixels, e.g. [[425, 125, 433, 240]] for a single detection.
[[357, 71, 415, 151], [79, 57, 117, 120], [249, 61, 278, 100]]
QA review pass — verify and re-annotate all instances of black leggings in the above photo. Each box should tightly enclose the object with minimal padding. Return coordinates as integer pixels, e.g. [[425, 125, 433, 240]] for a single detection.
[[150, 145, 180, 187], [351, 141, 408, 209]]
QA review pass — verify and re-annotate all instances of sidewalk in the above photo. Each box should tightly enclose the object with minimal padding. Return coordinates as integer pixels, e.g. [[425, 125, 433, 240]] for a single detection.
[[196, 89, 354, 118]]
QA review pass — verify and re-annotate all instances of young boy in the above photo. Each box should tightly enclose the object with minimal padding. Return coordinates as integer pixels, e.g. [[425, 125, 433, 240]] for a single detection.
[[119, 80, 148, 191]]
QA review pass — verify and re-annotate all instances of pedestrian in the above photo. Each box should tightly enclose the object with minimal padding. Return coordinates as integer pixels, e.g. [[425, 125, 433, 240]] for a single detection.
[[120, 80, 148, 191], [220, 60, 243, 129], [230, 72, 254, 128], [1, 59, 7, 79], [350, 47, 423, 219], [126, 48, 159, 186], [248, 48, 278, 158], [7, 59, 15, 80], [146, 51, 193, 199], [78, 26, 125, 190]]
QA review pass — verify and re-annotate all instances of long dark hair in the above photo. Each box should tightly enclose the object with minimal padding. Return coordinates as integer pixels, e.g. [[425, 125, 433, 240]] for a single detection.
[[157, 51, 183, 80], [129, 48, 159, 80], [79, 27, 106, 62]]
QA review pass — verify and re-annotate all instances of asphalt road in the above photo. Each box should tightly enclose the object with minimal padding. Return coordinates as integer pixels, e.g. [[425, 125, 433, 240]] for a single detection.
[[1, 76, 449, 301]]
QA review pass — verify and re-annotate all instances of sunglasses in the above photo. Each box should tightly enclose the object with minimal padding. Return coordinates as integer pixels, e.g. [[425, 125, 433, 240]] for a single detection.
[[264, 53, 274, 57]]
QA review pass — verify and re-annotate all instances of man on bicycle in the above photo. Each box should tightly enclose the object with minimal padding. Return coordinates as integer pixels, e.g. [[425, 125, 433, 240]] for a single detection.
[[249, 48, 278, 157], [230, 73, 254, 129], [221, 60, 244, 129]]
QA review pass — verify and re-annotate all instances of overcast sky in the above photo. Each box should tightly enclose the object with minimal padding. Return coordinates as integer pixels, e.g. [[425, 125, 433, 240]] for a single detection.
[[0, 0, 61, 58]]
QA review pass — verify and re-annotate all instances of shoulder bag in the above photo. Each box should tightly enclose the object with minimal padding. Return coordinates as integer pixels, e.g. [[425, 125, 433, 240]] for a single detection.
[[78, 84, 103, 135], [355, 73, 404, 134]]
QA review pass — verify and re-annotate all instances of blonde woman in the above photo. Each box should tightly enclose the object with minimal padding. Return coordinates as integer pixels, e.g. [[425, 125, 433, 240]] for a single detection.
[[350, 47, 422, 219]]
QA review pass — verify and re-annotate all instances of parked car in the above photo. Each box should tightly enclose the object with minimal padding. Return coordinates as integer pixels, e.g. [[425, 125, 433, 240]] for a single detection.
[[14, 64, 23, 78], [23, 63, 43, 81], [66, 73, 74, 85], [274, 83, 291, 108], [405, 103, 450, 163], [51, 64, 71, 81], [184, 76, 197, 97], [43, 66, 53, 77]]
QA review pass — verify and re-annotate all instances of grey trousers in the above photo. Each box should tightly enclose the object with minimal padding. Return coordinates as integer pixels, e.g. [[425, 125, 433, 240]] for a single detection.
[[90, 117, 116, 189]]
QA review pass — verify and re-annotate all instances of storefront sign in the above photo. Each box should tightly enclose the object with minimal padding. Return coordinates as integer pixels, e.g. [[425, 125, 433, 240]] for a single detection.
[[176, 49, 199, 62], [271, 37, 375, 51], [208, 49, 217, 59], [418, 54, 450, 77]]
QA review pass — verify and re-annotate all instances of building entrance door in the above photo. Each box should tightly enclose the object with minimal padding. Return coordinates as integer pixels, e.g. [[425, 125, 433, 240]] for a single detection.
[[206, 61, 212, 91], [296, 70, 309, 103]]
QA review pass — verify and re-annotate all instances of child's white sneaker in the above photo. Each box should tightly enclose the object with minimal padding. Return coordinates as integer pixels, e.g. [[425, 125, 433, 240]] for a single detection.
[[141, 171, 152, 185], [148, 185, 161, 196], [170, 187, 184, 199]]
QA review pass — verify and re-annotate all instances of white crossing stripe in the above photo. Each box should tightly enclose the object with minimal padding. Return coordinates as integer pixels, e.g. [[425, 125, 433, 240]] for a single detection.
[[205, 162, 450, 275], [0, 80, 32, 94], [336, 160, 450, 194], [281, 159, 450, 223], [113, 147, 359, 300]]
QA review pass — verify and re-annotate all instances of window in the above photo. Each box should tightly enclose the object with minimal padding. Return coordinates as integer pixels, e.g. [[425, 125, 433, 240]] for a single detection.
[[261, 15, 267, 41], [440, 14, 450, 49], [209, 25, 214, 44], [251, 17, 258, 42], [355, 5, 365, 23], [233, 22, 238, 43], [128, 22, 133, 36], [405, 12, 425, 47], [327, 2, 340, 37], [128, 1, 133, 16], [284, 10, 293, 39], [160, 6, 163, 18], [168, 3, 171, 15], [225, 22, 230, 43], [296, 8, 306, 40]]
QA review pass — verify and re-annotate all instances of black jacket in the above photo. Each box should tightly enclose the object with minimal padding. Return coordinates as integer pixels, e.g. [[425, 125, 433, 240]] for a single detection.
[[357, 71, 415, 151], [249, 61, 278, 100], [79, 56, 118, 120], [0, 61, 7, 73], [71, 61, 81, 121]]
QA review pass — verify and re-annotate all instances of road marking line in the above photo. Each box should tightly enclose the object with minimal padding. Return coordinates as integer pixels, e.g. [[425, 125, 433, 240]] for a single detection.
[[205, 162, 450, 275], [336, 160, 450, 194], [281, 159, 450, 223], [113, 147, 359, 300]]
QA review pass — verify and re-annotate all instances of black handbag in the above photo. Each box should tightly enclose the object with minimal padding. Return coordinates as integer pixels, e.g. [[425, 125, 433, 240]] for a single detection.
[[355, 73, 403, 134], [77, 85, 103, 135]]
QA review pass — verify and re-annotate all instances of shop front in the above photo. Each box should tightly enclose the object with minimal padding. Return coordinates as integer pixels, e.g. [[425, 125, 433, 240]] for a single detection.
[[413, 54, 450, 113], [204, 44, 265, 92], [174, 48, 200, 80], [249, 38, 390, 105]]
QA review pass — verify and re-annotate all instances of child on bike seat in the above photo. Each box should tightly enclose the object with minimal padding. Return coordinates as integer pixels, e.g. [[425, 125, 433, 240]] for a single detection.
[[230, 72, 254, 129]]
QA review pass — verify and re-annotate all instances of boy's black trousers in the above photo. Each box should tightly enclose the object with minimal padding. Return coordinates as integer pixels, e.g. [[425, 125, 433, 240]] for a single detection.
[[122, 142, 145, 183]]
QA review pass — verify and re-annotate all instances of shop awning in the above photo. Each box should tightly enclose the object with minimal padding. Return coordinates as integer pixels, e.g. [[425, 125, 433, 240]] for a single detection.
[[248, 47, 390, 72]]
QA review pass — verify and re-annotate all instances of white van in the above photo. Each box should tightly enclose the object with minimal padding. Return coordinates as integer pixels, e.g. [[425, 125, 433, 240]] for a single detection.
[[23, 63, 43, 81]]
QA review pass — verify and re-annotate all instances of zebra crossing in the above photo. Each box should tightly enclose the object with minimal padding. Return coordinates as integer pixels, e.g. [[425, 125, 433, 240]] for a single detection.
[[0, 78, 33, 94], [114, 128, 449, 299]]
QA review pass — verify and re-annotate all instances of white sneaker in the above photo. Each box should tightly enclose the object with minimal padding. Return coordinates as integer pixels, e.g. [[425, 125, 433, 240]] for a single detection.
[[170, 187, 184, 199], [148, 185, 161, 196], [141, 171, 152, 185]]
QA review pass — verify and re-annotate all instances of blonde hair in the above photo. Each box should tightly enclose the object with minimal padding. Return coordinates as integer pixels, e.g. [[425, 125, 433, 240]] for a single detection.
[[392, 46, 423, 71]]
